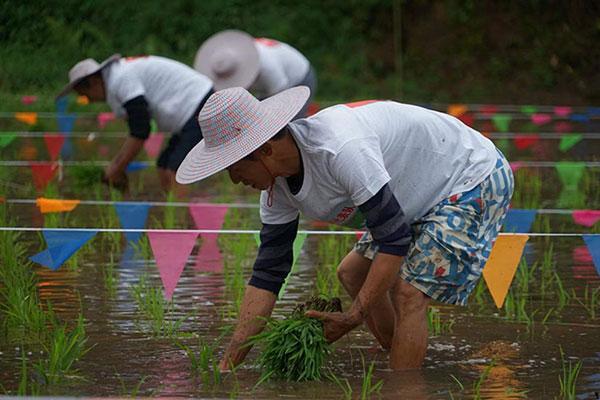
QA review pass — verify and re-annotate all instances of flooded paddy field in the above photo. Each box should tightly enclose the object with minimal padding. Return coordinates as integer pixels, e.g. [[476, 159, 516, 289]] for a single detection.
[[1, 106, 599, 399]]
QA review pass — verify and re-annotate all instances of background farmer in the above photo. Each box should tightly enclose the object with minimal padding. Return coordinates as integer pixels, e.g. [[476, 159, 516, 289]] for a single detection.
[[194, 30, 316, 118], [57, 54, 214, 192], [176, 86, 514, 371]]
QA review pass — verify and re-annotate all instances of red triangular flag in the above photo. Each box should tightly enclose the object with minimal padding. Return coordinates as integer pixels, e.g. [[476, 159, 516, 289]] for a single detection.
[[30, 163, 58, 191], [148, 232, 199, 299], [43, 133, 66, 161], [513, 134, 540, 150], [458, 113, 474, 127], [480, 105, 498, 116]]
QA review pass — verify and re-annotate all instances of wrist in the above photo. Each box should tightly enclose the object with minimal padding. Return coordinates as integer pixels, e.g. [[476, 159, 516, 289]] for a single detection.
[[348, 298, 368, 325]]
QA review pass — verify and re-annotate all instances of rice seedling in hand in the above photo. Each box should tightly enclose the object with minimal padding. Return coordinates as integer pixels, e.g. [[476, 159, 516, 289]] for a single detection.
[[250, 296, 342, 383]]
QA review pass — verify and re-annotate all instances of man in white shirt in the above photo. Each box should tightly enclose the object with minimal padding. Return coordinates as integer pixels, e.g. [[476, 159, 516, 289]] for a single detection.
[[194, 30, 316, 118], [57, 54, 214, 191], [176, 87, 514, 371]]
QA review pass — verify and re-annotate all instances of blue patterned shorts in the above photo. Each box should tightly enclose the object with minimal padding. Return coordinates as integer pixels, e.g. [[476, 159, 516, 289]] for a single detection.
[[354, 153, 514, 305]]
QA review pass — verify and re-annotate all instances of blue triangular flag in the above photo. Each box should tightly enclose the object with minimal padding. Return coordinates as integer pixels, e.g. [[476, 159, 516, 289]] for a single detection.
[[57, 113, 76, 133], [30, 230, 97, 270], [115, 202, 151, 244], [126, 161, 149, 173], [586, 107, 600, 117], [582, 235, 600, 277], [503, 209, 537, 233], [570, 113, 590, 123], [55, 97, 68, 114]]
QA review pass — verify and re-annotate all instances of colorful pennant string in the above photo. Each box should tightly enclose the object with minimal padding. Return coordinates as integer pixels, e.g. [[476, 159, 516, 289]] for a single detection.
[[30, 229, 97, 270]]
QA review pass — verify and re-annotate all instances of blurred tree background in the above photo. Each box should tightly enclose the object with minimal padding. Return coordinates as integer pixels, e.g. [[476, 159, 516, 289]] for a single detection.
[[0, 0, 598, 104]]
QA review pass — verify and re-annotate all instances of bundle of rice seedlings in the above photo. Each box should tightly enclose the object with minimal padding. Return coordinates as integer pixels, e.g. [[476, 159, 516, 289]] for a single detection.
[[250, 296, 342, 383]]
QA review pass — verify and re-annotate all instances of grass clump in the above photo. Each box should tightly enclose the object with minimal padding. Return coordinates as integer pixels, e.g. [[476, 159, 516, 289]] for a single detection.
[[250, 296, 342, 383]]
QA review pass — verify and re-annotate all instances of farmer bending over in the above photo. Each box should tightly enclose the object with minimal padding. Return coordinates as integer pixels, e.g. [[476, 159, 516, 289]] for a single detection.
[[176, 87, 514, 370], [57, 54, 213, 192]]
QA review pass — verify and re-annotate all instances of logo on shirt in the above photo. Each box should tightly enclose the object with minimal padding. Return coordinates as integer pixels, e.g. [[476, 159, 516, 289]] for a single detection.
[[334, 207, 356, 224]]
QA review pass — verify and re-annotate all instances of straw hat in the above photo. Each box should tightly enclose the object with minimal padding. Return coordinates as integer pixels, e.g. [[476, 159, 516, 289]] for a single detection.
[[56, 54, 121, 99], [194, 30, 260, 91], [176, 86, 310, 184]]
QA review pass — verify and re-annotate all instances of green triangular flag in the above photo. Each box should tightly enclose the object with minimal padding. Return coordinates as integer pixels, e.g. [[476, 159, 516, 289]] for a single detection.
[[492, 114, 512, 132], [558, 134, 583, 152], [555, 161, 585, 190], [150, 120, 158, 133], [254, 232, 308, 299], [495, 138, 510, 154], [0, 134, 17, 148], [520, 105, 537, 116]]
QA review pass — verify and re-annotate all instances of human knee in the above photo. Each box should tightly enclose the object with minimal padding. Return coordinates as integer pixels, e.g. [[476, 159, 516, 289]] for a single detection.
[[393, 281, 430, 313]]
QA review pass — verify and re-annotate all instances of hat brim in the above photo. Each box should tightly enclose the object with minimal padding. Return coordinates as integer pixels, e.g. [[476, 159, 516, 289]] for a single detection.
[[193, 30, 260, 90], [176, 86, 310, 185], [55, 54, 121, 100]]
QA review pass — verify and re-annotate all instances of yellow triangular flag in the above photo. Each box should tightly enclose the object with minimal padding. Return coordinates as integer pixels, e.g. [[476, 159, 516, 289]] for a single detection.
[[15, 112, 38, 126], [482, 234, 529, 308], [447, 104, 468, 117], [36, 197, 81, 214], [76, 95, 89, 105]]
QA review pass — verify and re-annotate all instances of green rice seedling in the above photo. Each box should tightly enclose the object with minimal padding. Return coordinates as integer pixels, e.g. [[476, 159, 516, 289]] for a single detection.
[[130, 274, 187, 337], [70, 165, 104, 193], [511, 170, 542, 209], [558, 347, 582, 400], [326, 370, 352, 400], [162, 190, 178, 229], [539, 243, 556, 301], [553, 272, 571, 312], [116, 372, 149, 397], [102, 254, 118, 298], [250, 296, 341, 383], [315, 228, 354, 298], [34, 313, 91, 387], [573, 285, 599, 320], [472, 361, 495, 400], [359, 353, 383, 400], [14, 347, 41, 396], [427, 307, 455, 336], [131, 234, 152, 261], [176, 336, 221, 387]]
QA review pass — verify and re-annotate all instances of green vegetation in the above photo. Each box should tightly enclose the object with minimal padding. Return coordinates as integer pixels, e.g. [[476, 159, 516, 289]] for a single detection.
[[176, 336, 222, 387], [558, 347, 582, 400]]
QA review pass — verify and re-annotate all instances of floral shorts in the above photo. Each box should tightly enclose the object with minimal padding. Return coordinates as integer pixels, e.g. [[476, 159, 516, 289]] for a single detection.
[[354, 154, 514, 305]]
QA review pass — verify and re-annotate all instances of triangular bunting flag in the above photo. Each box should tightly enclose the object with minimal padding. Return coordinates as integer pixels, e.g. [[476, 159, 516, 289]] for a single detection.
[[43, 133, 65, 161], [587, 107, 600, 116], [36, 197, 80, 213], [554, 121, 572, 133], [554, 106, 572, 117], [480, 105, 498, 116], [582, 235, 600, 277], [503, 209, 537, 233], [555, 161, 585, 190], [0, 134, 17, 148], [30, 230, 97, 270], [76, 96, 89, 105], [55, 97, 68, 114], [190, 204, 228, 272], [30, 163, 58, 191], [114, 202, 151, 244], [254, 232, 308, 298], [15, 112, 37, 126], [509, 161, 523, 173], [572, 210, 600, 227], [570, 113, 589, 123], [531, 113, 551, 125], [557, 188, 585, 209], [558, 134, 583, 152], [520, 105, 537, 116], [21, 95, 38, 105], [148, 231, 199, 299], [144, 133, 165, 158], [483, 234, 529, 308], [513, 134, 539, 150], [491, 115, 512, 132], [125, 161, 148, 173], [457, 114, 474, 127], [57, 113, 76, 133], [97, 112, 116, 129], [447, 104, 468, 117]]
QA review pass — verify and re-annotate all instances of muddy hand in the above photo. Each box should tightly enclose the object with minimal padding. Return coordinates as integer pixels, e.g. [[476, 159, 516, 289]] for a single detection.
[[305, 310, 361, 343]]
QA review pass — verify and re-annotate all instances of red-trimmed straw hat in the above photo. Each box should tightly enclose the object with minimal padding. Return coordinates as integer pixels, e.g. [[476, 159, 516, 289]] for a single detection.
[[176, 86, 310, 184], [193, 30, 260, 91], [56, 54, 121, 99]]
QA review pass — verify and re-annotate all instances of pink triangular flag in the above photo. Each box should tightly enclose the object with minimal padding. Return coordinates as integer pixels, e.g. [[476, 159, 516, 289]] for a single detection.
[[143, 132, 165, 158], [572, 210, 600, 227], [531, 113, 551, 125], [43, 133, 65, 161], [554, 122, 572, 133], [148, 232, 198, 299], [554, 106, 572, 117], [21, 95, 38, 105], [97, 112, 115, 129], [189, 204, 229, 272], [509, 161, 524, 173]]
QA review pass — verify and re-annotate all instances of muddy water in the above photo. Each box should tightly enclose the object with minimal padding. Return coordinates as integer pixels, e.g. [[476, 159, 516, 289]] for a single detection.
[[1, 231, 599, 399]]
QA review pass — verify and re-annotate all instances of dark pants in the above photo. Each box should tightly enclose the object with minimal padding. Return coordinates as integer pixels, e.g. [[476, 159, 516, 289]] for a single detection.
[[157, 89, 214, 171]]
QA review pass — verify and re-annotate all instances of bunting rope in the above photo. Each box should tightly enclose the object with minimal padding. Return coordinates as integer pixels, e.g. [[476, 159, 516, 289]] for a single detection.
[[2, 160, 600, 168], [0, 226, 597, 236]]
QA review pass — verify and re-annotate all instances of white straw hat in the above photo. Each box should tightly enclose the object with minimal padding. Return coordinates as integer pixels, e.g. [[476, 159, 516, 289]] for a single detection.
[[193, 30, 260, 91], [176, 86, 310, 184], [56, 54, 121, 99]]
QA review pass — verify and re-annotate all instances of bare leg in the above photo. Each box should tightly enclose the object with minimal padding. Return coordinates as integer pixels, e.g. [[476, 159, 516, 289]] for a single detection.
[[337, 251, 395, 350], [158, 168, 188, 197], [390, 279, 430, 370]]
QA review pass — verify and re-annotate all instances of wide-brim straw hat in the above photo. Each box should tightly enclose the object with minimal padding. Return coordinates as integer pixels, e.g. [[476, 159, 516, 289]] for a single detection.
[[176, 85, 310, 184], [56, 54, 121, 99], [193, 30, 260, 91]]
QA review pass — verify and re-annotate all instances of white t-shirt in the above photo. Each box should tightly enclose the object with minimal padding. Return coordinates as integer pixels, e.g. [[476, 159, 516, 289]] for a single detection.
[[260, 101, 498, 227], [102, 56, 213, 132], [250, 38, 310, 99]]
